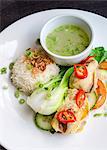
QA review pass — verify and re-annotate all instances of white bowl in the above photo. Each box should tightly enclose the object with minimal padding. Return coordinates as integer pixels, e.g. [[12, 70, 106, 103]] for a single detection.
[[40, 15, 94, 66]]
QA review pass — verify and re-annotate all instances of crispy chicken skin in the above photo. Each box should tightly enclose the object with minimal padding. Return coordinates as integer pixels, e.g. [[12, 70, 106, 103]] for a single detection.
[[69, 58, 98, 92], [51, 89, 89, 134]]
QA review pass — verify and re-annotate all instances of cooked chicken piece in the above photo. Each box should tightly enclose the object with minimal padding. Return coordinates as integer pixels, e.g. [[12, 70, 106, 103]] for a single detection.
[[69, 58, 98, 92], [51, 89, 89, 134]]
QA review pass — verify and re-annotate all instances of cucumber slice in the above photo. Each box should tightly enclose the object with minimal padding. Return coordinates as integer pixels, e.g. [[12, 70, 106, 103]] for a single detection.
[[87, 92, 97, 110], [35, 113, 53, 131]]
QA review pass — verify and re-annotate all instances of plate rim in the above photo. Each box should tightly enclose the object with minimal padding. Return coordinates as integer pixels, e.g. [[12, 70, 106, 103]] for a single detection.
[[0, 8, 107, 35], [0, 8, 107, 150]]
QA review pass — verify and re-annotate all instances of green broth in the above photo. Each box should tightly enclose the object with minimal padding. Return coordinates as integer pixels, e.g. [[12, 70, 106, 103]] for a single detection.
[[46, 24, 90, 56]]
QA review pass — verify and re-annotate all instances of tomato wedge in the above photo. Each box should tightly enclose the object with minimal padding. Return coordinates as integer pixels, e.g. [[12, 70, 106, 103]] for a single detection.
[[57, 110, 76, 124], [81, 56, 94, 64], [76, 89, 86, 108], [74, 64, 88, 79]]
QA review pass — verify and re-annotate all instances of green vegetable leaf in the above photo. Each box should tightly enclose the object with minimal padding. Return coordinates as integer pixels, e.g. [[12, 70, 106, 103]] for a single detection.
[[60, 67, 74, 88], [99, 51, 107, 63], [43, 68, 67, 91], [90, 47, 107, 63], [27, 67, 74, 115], [90, 47, 104, 62]]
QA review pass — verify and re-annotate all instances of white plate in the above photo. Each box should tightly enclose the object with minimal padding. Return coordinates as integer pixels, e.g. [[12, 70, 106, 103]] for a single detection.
[[0, 9, 107, 150]]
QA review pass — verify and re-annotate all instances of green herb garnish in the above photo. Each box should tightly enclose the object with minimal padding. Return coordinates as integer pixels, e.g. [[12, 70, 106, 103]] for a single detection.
[[93, 113, 102, 117], [100, 51, 107, 63], [14, 89, 20, 98], [19, 99, 25, 104], [0, 67, 7, 74], [9, 62, 14, 70], [90, 47, 107, 63], [25, 49, 33, 58]]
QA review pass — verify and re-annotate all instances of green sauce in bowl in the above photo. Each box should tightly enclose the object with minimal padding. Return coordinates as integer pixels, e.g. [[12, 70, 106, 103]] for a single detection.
[[46, 24, 89, 56]]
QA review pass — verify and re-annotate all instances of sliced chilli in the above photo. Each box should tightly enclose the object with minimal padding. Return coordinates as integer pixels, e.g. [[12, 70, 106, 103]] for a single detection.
[[76, 89, 86, 108], [80, 56, 94, 64], [74, 64, 88, 79], [57, 110, 76, 124]]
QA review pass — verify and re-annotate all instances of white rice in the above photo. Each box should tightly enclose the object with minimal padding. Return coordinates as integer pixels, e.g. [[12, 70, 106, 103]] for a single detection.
[[11, 56, 60, 95]]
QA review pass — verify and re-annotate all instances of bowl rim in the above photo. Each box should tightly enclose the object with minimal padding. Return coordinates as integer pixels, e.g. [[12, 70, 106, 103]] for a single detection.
[[40, 14, 94, 60]]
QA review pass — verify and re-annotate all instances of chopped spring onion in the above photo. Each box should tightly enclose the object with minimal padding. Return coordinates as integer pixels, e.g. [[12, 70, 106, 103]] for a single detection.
[[19, 99, 25, 104], [9, 62, 14, 70], [26, 64, 33, 70], [14, 89, 20, 98], [0, 67, 7, 74], [104, 113, 107, 117], [34, 82, 43, 88], [93, 113, 103, 117], [25, 49, 33, 58]]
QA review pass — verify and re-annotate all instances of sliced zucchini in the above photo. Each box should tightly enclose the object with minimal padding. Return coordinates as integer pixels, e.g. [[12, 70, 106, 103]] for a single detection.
[[35, 113, 53, 131], [87, 92, 97, 110]]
